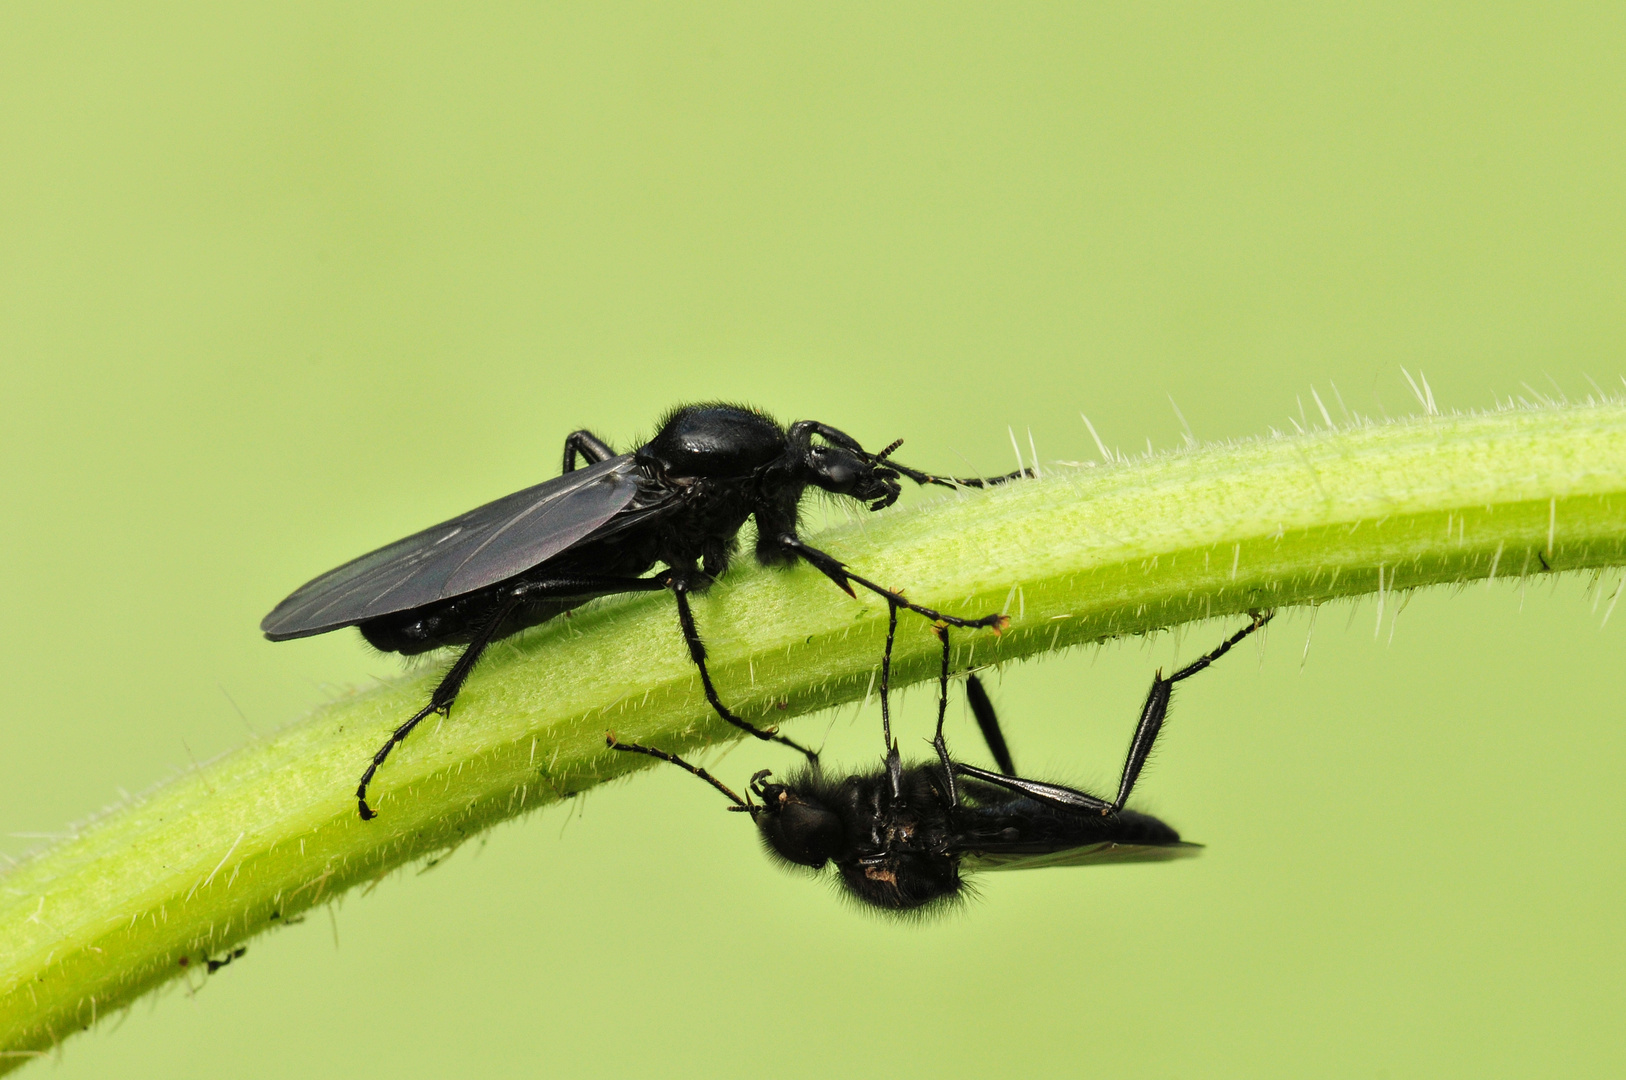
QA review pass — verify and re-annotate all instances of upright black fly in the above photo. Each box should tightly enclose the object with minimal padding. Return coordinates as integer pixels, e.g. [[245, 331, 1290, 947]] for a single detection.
[[262, 404, 1023, 819], [608, 609, 1273, 913]]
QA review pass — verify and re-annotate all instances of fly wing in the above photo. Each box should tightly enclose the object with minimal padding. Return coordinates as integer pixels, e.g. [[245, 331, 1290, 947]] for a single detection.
[[961, 842, 1202, 873], [951, 784, 1198, 874], [262, 455, 649, 639]]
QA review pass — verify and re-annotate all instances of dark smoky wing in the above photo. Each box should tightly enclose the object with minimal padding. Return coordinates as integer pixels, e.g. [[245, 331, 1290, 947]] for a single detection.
[[960, 843, 1202, 873], [261, 455, 652, 639], [950, 781, 1197, 873]]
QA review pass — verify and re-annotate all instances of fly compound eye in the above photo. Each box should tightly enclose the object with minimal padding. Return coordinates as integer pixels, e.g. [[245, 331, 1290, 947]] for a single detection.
[[823, 460, 859, 490], [762, 801, 845, 867], [805, 444, 871, 494]]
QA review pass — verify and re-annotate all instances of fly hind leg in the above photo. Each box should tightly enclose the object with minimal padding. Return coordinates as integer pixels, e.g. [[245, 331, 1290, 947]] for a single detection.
[[948, 611, 1274, 816], [964, 673, 1016, 776], [356, 573, 671, 820], [1109, 610, 1275, 811], [357, 593, 522, 819]]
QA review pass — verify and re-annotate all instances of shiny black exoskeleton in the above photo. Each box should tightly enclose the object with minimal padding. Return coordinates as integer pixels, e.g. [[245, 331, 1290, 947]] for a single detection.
[[609, 610, 1272, 913], [355, 407, 898, 656], [262, 403, 1022, 818]]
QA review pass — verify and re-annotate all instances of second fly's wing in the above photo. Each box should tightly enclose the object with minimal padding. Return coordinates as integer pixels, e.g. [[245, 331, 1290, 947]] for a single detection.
[[961, 842, 1202, 873], [262, 455, 651, 640], [951, 778, 1199, 873]]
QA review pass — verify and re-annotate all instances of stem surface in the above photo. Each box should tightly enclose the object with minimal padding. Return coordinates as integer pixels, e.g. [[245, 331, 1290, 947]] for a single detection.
[[5, 402, 1626, 1066]]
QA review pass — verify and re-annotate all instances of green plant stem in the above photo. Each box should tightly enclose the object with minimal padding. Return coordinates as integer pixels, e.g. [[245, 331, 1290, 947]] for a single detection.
[[5, 402, 1626, 1065]]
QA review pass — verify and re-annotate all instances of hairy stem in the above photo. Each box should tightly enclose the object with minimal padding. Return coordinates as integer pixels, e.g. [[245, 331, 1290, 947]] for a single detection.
[[5, 402, 1626, 1064]]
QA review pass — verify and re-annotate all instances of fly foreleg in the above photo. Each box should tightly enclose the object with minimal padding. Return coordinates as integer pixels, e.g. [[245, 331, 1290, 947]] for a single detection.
[[774, 535, 1008, 632]]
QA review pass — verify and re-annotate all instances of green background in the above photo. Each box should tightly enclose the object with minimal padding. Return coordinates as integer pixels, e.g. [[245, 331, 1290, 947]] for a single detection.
[[3, 4, 1624, 1076]]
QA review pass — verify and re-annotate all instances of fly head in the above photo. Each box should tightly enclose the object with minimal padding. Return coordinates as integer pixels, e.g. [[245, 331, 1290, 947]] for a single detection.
[[749, 772, 847, 868], [783, 421, 904, 510], [753, 764, 964, 913]]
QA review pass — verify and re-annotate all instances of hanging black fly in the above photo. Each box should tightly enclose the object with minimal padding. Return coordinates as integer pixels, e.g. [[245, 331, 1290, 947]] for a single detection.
[[262, 404, 1023, 819], [609, 608, 1273, 913]]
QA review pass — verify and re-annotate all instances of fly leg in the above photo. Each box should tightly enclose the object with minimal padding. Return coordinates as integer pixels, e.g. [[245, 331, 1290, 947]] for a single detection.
[[879, 600, 900, 751], [1109, 610, 1274, 811], [872, 601, 962, 804], [865, 563, 997, 800], [878, 601, 906, 798], [356, 574, 670, 820], [950, 760, 1114, 812], [929, 624, 959, 806], [950, 611, 1275, 814], [357, 593, 522, 819], [670, 576, 820, 765], [773, 535, 1009, 632], [604, 734, 754, 812], [964, 674, 1017, 776], [561, 429, 617, 472]]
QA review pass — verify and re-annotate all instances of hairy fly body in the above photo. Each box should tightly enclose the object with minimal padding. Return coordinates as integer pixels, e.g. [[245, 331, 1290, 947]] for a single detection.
[[608, 609, 1273, 913], [262, 403, 1022, 819]]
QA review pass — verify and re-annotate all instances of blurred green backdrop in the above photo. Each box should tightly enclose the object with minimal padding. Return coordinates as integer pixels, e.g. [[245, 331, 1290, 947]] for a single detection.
[[3, 4, 1624, 1077]]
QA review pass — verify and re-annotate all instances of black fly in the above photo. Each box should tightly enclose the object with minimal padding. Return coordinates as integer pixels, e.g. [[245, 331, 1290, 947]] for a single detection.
[[262, 404, 1023, 819], [608, 609, 1273, 913]]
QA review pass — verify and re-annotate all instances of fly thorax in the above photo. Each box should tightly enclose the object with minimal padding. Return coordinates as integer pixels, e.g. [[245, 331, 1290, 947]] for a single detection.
[[638, 405, 788, 479], [837, 847, 962, 912]]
